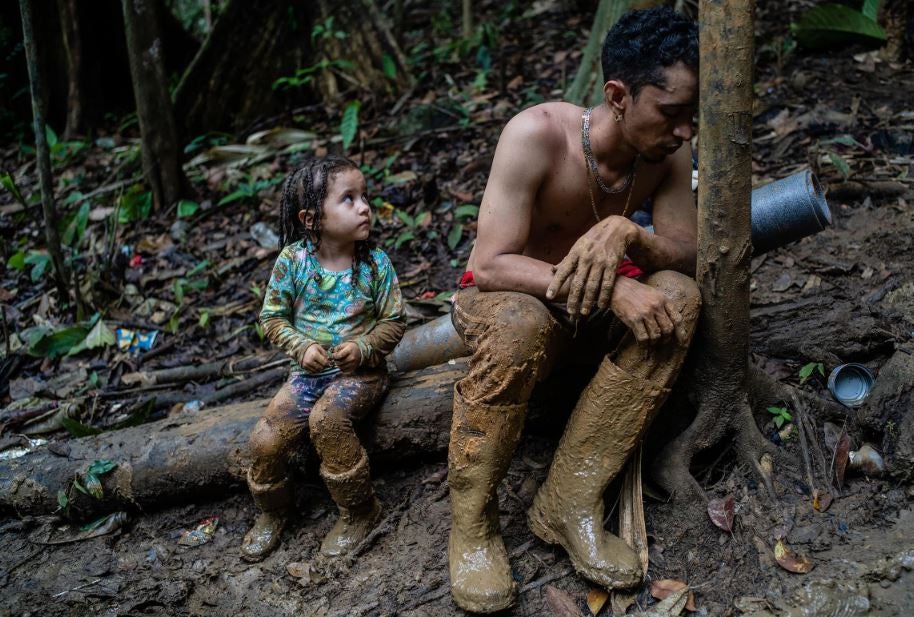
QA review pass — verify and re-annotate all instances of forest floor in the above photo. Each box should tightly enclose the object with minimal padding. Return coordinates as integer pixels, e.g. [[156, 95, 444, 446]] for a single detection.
[[2, 1, 914, 615]]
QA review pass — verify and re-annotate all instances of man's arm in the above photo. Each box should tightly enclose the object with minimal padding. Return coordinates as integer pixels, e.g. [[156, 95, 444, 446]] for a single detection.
[[625, 146, 697, 275], [472, 110, 558, 296]]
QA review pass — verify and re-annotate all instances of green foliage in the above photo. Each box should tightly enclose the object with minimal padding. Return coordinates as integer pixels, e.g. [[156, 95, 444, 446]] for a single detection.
[[23, 251, 51, 282], [767, 405, 793, 429], [60, 201, 90, 247], [272, 58, 355, 91], [341, 101, 361, 151], [382, 53, 397, 80], [218, 177, 279, 206], [117, 186, 153, 223], [311, 16, 346, 42], [177, 199, 200, 218], [26, 314, 116, 358], [0, 171, 26, 207], [20, 125, 89, 167], [61, 416, 103, 438], [827, 151, 851, 180], [861, 0, 880, 21], [792, 3, 886, 49], [799, 361, 826, 385]]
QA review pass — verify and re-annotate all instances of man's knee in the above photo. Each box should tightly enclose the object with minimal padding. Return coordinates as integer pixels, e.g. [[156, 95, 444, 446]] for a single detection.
[[644, 271, 701, 323], [486, 293, 556, 362]]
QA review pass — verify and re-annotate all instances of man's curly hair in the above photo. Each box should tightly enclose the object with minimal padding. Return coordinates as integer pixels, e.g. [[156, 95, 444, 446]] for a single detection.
[[601, 6, 699, 99]]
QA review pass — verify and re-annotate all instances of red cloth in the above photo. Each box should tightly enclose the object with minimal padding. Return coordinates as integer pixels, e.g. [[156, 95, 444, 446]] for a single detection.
[[458, 258, 644, 289]]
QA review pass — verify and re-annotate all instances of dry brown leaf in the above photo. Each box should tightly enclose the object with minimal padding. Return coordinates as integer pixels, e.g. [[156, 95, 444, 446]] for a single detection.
[[774, 539, 814, 573], [707, 495, 735, 532], [544, 585, 581, 617], [650, 579, 697, 611], [586, 587, 608, 615]]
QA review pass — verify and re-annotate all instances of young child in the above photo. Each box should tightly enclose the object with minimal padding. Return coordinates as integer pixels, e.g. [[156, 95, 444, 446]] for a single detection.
[[241, 155, 406, 562]]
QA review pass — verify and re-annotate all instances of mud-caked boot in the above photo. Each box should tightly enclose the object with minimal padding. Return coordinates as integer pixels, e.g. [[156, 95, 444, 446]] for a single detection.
[[448, 388, 527, 613], [319, 449, 383, 557], [241, 471, 292, 562], [527, 359, 670, 589]]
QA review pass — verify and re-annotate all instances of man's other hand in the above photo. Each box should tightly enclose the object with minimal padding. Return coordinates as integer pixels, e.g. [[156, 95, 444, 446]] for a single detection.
[[332, 341, 362, 373], [546, 215, 638, 318], [611, 277, 683, 344]]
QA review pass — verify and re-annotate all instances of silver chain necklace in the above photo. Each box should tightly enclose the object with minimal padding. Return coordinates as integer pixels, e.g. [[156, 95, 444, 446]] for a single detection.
[[582, 106, 634, 195]]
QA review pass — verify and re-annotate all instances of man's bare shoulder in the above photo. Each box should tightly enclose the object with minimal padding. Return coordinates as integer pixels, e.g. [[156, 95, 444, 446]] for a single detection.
[[499, 102, 580, 151]]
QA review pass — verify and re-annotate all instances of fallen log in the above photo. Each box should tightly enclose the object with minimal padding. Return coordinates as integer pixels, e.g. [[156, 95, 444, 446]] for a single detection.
[[0, 361, 468, 516]]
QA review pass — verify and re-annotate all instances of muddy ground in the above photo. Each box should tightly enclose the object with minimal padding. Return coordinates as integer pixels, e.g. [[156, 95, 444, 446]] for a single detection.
[[3, 2, 914, 616]]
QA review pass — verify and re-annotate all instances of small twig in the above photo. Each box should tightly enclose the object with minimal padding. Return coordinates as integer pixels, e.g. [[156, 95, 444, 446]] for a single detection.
[[520, 566, 574, 594], [791, 394, 816, 495], [53, 578, 102, 599]]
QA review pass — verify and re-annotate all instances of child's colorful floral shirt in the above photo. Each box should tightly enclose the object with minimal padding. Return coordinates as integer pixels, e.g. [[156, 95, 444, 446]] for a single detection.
[[260, 241, 405, 375]]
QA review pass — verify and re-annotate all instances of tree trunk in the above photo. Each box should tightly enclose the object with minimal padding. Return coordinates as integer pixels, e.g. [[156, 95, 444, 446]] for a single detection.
[[57, 0, 84, 139], [652, 0, 775, 502], [0, 359, 594, 516], [565, 0, 632, 106], [313, 0, 413, 104], [880, 0, 910, 63], [172, 0, 315, 138], [18, 0, 73, 313], [121, 0, 186, 211]]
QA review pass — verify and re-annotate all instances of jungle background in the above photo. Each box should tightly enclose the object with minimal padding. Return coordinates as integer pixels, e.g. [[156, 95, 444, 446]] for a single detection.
[[1, 0, 914, 615]]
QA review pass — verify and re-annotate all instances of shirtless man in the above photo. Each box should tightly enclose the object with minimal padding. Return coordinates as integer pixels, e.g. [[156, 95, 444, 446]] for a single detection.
[[446, 8, 702, 613]]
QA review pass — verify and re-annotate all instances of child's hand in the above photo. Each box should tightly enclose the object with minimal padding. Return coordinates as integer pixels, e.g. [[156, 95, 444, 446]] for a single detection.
[[299, 343, 331, 373], [332, 341, 362, 373]]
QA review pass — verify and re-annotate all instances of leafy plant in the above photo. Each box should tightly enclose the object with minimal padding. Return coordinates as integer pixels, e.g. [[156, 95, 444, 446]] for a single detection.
[[448, 204, 480, 251], [117, 185, 153, 223], [177, 199, 199, 218], [767, 405, 793, 429], [341, 101, 361, 151], [0, 171, 26, 207], [791, 2, 886, 49], [218, 176, 279, 206], [311, 15, 346, 42], [799, 361, 826, 385], [272, 58, 355, 91]]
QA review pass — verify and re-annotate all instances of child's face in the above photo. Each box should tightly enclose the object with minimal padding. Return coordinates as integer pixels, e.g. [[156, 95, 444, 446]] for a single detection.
[[302, 167, 371, 244]]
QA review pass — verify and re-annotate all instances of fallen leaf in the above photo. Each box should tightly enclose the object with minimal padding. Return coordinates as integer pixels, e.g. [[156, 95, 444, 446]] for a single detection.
[[707, 495, 735, 532], [774, 539, 814, 573], [610, 591, 637, 615], [642, 587, 689, 616], [835, 431, 851, 488], [287, 561, 311, 582], [772, 272, 793, 292], [586, 587, 608, 615], [544, 585, 581, 617], [650, 579, 697, 612], [812, 489, 833, 512]]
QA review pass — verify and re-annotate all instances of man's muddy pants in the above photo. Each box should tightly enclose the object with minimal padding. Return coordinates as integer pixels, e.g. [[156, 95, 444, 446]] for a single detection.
[[446, 271, 701, 612], [241, 368, 388, 560]]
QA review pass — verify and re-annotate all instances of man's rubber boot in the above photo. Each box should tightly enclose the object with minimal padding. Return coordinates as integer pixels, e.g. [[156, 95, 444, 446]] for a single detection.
[[241, 470, 292, 562], [448, 387, 526, 613], [319, 449, 383, 557], [527, 359, 670, 589]]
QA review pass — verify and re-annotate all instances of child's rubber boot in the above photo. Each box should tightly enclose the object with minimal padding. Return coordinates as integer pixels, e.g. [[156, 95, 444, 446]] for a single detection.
[[240, 470, 292, 562], [319, 449, 383, 557], [447, 387, 527, 614], [527, 359, 670, 589]]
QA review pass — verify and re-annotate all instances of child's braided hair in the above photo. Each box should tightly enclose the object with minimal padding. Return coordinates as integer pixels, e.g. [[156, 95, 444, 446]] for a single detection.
[[278, 155, 376, 283]]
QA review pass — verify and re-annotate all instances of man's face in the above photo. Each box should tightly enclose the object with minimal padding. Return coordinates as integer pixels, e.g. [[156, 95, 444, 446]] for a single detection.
[[620, 62, 698, 163]]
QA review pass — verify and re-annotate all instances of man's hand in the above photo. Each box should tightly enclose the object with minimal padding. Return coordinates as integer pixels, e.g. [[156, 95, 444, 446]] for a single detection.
[[611, 277, 684, 345], [297, 343, 331, 373], [332, 341, 362, 373], [546, 215, 638, 318]]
